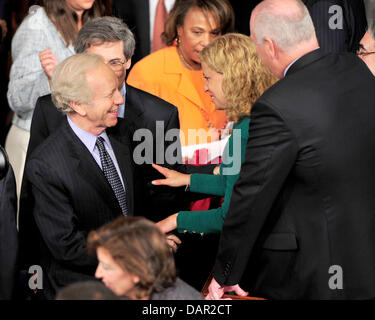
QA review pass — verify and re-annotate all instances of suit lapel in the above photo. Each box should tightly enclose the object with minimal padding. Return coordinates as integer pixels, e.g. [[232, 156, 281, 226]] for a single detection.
[[125, 85, 144, 122], [124, 86, 146, 150], [62, 120, 123, 216]]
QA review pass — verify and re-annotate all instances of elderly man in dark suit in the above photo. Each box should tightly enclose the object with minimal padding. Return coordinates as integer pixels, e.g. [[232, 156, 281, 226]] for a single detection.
[[25, 53, 136, 299], [26, 17, 210, 223], [20, 17, 213, 296], [207, 0, 375, 300]]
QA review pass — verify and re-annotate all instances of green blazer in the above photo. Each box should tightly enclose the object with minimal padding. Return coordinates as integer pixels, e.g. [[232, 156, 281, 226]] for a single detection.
[[177, 117, 250, 234]]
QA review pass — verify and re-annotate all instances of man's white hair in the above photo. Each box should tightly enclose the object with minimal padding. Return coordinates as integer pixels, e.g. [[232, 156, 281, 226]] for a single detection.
[[51, 53, 105, 114], [252, 0, 316, 52]]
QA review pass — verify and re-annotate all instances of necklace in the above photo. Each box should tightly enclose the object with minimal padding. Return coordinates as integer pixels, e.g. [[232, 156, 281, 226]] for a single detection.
[[196, 105, 228, 136], [177, 46, 199, 71], [177, 46, 228, 135]]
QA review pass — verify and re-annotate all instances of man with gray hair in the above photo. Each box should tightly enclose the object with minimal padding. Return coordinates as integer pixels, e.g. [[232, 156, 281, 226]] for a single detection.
[[19, 17, 203, 296], [21, 17, 194, 236], [24, 53, 136, 299], [207, 0, 375, 300]]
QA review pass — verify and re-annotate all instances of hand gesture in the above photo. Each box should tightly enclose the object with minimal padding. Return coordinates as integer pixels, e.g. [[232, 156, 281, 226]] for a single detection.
[[205, 277, 248, 300], [156, 213, 178, 234], [166, 233, 181, 253], [151, 163, 190, 187], [39, 49, 59, 80]]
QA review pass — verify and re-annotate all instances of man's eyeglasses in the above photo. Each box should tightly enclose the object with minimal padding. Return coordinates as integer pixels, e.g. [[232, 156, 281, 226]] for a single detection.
[[357, 44, 375, 57], [107, 59, 126, 71]]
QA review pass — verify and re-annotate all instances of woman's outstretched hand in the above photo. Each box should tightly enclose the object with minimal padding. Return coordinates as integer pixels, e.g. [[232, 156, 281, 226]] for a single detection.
[[157, 213, 178, 234], [151, 163, 191, 187]]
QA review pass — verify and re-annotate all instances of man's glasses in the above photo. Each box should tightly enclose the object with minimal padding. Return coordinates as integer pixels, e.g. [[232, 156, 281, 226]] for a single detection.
[[107, 58, 126, 71], [357, 44, 375, 57]]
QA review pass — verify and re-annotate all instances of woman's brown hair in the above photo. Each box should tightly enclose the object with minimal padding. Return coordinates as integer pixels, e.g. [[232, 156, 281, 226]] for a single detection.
[[162, 0, 235, 46], [87, 216, 176, 299], [39, 0, 112, 46]]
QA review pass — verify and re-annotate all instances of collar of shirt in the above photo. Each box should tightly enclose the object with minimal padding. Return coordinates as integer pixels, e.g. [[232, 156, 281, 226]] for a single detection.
[[118, 82, 126, 118], [283, 47, 320, 77], [67, 115, 112, 153]]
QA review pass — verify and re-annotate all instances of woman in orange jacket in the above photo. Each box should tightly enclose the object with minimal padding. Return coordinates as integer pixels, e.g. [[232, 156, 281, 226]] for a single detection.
[[127, 0, 235, 155]]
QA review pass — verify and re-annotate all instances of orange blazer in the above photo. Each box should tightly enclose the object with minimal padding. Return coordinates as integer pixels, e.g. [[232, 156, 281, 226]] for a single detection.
[[127, 46, 227, 146]]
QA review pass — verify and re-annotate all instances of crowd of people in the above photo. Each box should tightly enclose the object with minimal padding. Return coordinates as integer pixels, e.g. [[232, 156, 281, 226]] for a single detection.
[[1, 0, 375, 301]]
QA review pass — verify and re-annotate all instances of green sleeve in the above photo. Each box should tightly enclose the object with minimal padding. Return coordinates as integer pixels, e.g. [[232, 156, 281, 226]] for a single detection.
[[189, 173, 226, 196], [176, 117, 250, 235], [177, 170, 239, 234]]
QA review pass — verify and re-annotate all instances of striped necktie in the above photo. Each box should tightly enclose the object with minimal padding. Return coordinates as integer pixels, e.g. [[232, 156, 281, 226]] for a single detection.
[[96, 137, 128, 215]]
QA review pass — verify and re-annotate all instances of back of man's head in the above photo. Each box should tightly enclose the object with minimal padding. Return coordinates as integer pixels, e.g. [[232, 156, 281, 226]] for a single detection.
[[252, 0, 316, 52], [75, 16, 136, 61]]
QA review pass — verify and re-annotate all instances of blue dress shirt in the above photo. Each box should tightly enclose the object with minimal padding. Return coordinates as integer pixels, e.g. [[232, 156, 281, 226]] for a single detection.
[[67, 116, 125, 189]]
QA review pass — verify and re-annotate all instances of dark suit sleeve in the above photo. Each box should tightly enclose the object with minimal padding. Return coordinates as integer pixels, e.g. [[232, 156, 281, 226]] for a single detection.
[[26, 159, 97, 272], [0, 164, 18, 299], [27, 98, 50, 159], [213, 102, 298, 286]]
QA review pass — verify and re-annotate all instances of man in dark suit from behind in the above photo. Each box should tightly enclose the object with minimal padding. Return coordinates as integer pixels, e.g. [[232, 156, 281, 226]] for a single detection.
[[207, 0, 375, 300], [24, 53, 136, 299]]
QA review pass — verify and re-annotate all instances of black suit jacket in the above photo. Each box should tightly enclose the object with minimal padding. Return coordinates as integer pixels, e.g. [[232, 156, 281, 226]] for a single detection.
[[113, 0, 150, 65], [302, 0, 367, 53], [26, 85, 214, 221], [0, 147, 18, 300], [213, 50, 375, 299], [24, 118, 134, 299]]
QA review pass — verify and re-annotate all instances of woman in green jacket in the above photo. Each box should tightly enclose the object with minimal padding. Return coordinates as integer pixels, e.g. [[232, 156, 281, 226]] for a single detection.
[[152, 33, 277, 237]]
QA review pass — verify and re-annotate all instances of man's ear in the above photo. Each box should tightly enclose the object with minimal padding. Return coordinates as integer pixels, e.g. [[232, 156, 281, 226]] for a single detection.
[[263, 37, 278, 60], [125, 58, 131, 70], [70, 101, 86, 116]]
